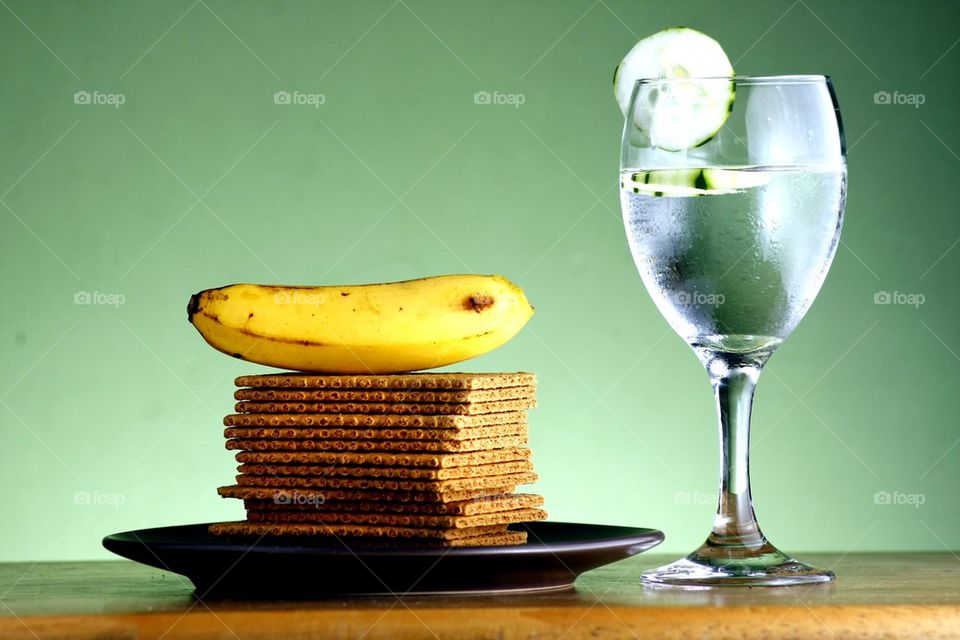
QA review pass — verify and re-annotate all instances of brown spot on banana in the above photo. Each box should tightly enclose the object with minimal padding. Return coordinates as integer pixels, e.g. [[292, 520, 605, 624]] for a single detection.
[[229, 322, 325, 346], [465, 294, 494, 312], [197, 311, 222, 325], [465, 330, 495, 339]]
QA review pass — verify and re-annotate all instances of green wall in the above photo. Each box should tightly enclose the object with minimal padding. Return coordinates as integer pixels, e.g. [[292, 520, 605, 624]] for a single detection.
[[2, 0, 958, 561]]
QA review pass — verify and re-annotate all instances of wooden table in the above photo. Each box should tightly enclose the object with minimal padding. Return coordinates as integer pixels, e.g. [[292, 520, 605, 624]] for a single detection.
[[2, 553, 959, 639]]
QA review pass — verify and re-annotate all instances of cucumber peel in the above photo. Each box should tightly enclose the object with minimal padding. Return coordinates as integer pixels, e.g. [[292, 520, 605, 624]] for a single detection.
[[621, 169, 770, 197]]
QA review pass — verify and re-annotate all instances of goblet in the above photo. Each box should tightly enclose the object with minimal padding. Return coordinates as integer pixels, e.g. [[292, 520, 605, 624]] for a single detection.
[[619, 76, 845, 586]]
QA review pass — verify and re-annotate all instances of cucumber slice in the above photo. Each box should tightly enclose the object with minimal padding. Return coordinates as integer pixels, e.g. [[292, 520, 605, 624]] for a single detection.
[[621, 169, 770, 197], [614, 27, 735, 151]]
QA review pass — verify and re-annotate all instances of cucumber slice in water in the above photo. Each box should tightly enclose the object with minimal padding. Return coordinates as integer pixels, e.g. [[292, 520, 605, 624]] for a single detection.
[[614, 27, 735, 151], [621, 169, 770, 197]]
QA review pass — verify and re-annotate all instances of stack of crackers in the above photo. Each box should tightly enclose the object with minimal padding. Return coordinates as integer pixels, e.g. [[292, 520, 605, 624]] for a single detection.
[[210, 372, 546, 546]]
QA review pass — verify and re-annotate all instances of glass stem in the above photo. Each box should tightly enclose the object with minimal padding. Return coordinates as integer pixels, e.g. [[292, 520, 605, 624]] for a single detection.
[[641, 348, 836, 584], [703, 352, 768, 551]]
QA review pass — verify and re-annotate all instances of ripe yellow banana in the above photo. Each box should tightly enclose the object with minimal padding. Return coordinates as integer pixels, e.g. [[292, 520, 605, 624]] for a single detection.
[[187, 275, 533, 373]]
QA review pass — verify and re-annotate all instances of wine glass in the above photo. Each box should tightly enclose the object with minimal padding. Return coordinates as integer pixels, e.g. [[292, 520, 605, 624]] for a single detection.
[[619, 75, 846, 586]]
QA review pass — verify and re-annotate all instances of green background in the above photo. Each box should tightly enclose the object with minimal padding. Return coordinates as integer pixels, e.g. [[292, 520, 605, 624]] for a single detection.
[[2, 0, 958, 562]]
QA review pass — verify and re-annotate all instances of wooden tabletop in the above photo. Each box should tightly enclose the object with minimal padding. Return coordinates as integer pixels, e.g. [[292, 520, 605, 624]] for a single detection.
[[2, 552, 959, 639]]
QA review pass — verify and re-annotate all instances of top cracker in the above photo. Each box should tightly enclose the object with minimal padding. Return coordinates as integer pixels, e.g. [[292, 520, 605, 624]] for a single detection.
[[235, 372, 536, 391]]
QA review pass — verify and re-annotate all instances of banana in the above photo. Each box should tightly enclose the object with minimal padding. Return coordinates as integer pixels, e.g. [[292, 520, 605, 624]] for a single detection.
[[187, 275, 533, 373]]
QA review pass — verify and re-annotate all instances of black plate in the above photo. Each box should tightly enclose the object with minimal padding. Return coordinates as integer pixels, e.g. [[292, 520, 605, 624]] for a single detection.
[[103, 521, 663, 597]]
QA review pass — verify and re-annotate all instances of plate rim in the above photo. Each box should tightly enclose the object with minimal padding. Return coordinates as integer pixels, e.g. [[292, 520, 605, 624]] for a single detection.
[[103, 520, 665, 559]]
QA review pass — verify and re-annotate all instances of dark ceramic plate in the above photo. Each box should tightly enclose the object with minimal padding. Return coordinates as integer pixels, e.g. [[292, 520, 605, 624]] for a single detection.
[[103, 521, 663, 597]]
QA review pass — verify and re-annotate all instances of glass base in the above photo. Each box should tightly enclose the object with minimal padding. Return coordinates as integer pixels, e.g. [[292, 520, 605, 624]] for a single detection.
[[641, 543, 835, 588]]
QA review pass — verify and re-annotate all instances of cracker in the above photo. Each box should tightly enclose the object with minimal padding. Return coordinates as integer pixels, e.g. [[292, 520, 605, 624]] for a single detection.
[[207, 522, 527, 546], [327, 531, 528, 547], [207, 521, 510, 540], [233, 398, 536, 416], [223, 412, 525, 429], [235, 372, 536, 391], [226, 435, 528, 453], [234, 386, 535, 404], [218, 485, 510, 504], [234, 448, 530, 468], [223, 423, 527, 441], [234, 472, 538, 493], [236, 460, 535, 480], [243, 493, 545, 516], [368, 531, 528, 547], [402, 531, 527, 546], [246, 507, 547, 529]]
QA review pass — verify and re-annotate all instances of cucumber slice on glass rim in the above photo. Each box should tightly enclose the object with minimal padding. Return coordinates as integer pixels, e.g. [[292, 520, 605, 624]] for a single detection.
[[614, 27, 735, 151], [620, 169, 770, 197]]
